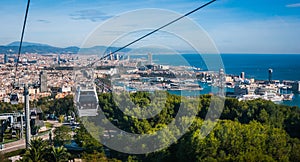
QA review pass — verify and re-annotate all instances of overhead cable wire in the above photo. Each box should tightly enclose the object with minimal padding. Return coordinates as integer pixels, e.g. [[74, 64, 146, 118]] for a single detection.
[[13, 0, 31, 88], [90, 0, 217, 66]]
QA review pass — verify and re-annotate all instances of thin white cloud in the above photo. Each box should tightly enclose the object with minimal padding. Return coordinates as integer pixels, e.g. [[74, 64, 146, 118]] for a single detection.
[[70, 9, 113, 22], [37, 19, 51, 23], [286, 3, 300, 8]]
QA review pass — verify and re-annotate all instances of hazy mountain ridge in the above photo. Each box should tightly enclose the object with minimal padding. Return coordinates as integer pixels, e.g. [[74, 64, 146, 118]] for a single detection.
[[0, 45, 79, 54], [7, 41, 51, 47], [0, 41, 193, 54], [0, 41, 132, 54]]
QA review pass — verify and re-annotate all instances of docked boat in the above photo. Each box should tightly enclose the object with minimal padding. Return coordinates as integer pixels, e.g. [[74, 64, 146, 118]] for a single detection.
[[283, 93, 294, 101], [237, 94, 260, 101], [262, 92, 283, 102]]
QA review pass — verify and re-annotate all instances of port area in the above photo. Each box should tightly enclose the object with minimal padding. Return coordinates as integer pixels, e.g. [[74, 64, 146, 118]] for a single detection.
[[96, 57, 298, 105], [112, 78, 203, 92]]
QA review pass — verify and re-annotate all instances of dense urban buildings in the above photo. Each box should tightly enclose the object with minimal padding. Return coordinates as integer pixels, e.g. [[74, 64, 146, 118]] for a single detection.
[[0, 52, 298, 106]]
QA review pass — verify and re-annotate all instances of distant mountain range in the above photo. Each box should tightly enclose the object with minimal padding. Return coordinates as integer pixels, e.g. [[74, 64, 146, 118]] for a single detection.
[[7, 41, 51, 47], [0, 41, 130, 55], [0, 41, 193, 55]]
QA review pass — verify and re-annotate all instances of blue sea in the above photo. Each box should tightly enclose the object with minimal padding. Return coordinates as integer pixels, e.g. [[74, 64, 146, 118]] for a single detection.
[[130, 54, 300, 107]]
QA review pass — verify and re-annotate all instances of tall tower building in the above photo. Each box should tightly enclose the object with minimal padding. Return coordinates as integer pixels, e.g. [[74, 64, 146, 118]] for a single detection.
[[218, 68, 225, 96], [110, 52, 114, 61], [39, 71, 47, 92], [115, 53, 119, 61], [240, 72, 245, 80], [57, 54, 61, 65], [4, 54, 8, 64], [268, 68, 273, 83], [148, 53, 152, 65]]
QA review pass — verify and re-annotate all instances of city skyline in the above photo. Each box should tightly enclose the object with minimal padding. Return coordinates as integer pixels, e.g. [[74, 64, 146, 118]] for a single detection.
[[1, 0, 300, 54]]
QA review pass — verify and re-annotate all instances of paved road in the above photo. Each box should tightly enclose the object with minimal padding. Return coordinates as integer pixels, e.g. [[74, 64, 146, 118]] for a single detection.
[[0, 120, 62, 154], [1, 139, 26, 154]]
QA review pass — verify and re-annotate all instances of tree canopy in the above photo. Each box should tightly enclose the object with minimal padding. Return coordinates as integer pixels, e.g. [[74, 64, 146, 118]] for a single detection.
[[93, 92, 300, 161]]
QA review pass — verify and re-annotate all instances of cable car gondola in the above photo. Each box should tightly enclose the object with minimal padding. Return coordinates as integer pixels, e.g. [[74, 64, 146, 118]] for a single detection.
[[10, 93, 19, 105]]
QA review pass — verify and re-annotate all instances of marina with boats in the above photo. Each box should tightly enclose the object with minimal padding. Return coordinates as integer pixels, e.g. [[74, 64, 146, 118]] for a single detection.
[[92, 53, 299, 106]]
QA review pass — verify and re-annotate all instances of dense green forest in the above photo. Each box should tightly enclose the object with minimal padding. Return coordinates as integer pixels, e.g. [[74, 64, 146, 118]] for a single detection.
[[93, 92, 300, 161]]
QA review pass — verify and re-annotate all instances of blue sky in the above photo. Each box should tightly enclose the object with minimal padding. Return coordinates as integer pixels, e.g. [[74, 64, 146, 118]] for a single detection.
[[1, 0, 300, 53]]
